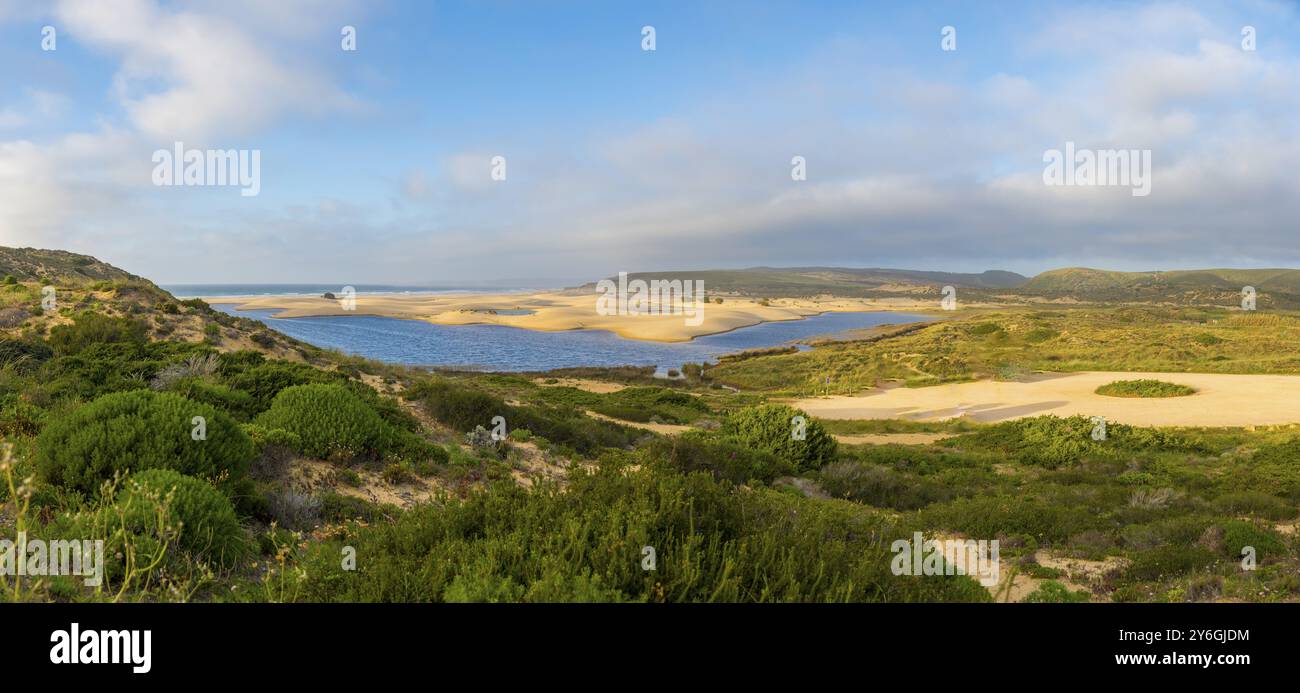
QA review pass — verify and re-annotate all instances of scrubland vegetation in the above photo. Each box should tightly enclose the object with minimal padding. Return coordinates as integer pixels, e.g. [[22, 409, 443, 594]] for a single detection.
[[1095, 379, 1197, 397], [708, 306, 1300, 395], [2, 261, 1298, 604]]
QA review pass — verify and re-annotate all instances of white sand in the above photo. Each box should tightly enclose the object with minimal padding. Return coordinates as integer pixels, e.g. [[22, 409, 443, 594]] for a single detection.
[[794, 371, 1300, 427]]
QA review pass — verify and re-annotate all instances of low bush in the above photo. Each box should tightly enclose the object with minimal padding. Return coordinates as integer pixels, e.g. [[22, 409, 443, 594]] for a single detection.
[[35, 389, 255, 497], [719, 404, 837, 472], [1220, 519, 1285, 562], [255, 383, 443, 464], [48, 313, 147, 356], [296, 461, 990, 603], [944, 415, 1208, 468], [818, 461, 953, 510], [643, 432, 792, 484], [1021, 580, 1090, 603], [1095, 379, 1196, 398], [116, 469, 251, 568]]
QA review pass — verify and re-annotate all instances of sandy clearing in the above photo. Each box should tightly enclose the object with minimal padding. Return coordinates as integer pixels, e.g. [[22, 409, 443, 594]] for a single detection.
[[202, 291, 941, 343], [533, 377, 627, 394], [833, 433, 954, 445], [795, 371, 1300, 427]]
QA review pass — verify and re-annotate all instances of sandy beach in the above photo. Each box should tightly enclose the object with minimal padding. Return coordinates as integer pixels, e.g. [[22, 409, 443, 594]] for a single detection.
[[200, 290, 942, 342], [793, 371, 1300, 427]]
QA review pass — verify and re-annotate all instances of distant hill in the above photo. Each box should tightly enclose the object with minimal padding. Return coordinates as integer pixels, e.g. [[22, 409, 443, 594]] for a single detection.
[[582, 267, 1028, 298], [1024, 267, 1300, 293], [1020, 267, 1300, 308]]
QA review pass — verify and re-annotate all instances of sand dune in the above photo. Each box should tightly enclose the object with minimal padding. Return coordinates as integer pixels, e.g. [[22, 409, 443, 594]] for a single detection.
[[794, 371, 1300, 427], [201, 291, 940, 342]]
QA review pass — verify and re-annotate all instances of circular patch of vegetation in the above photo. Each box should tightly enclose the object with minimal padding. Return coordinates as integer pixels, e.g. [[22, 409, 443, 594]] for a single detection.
[[1095, 379, 1196, 398]]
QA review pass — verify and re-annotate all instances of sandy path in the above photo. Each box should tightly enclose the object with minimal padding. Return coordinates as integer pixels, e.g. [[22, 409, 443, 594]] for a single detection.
[[833, 433, 953, 445], [795, 371, 1300, 427]]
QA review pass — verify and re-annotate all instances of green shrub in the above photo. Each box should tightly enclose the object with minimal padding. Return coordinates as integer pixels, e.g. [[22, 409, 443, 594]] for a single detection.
[[1212, 491, 1295, 521], [406, 378, 505, 432], [0, 396, 46, 437], [719, 404, 836, 472], [407, 378, 638, 457], [170, 378, 259, 421], [297, 460, 990, 603], [48, 313, 147, 356], [1095, 379, 1196, 398], [818, 461, 952, 510], [222, 361, 338, 412], [1021, 580, 1090, 603], [117, 469, 250, 567], [644, 432, 793, 484], [254, 383, 441, 464], [1125, 545, 1217, 581], [255, 384, 394, 459], [919, 494, 1103, 544], [944, 415, 1207, 468], [1220, 520, 1285, 561], [1232, 438, 1300, 500], [0, 337, 53, 372], [35, 389, 255, 497]]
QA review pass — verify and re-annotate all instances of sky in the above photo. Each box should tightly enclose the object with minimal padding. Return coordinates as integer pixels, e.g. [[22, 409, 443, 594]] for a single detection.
[[0, 0, 1298, 284]]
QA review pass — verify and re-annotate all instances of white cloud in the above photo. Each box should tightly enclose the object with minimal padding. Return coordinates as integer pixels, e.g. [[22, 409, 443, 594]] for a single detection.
[[54, 0, 357, 142]]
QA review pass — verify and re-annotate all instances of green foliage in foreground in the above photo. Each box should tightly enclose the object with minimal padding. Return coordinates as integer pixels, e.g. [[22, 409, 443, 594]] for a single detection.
[[1095, 379, 1197, 398], [35, 389, 255, 497], [720, 404, 837, 472], [117, 469, 251, 568], [297, 459, 990, 603]]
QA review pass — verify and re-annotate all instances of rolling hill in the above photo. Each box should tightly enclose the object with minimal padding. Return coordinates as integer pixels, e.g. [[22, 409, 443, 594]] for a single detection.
[[582, 267, 1028, 298]]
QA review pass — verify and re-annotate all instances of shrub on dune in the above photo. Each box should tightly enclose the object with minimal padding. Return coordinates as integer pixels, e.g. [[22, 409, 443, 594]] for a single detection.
[[116, 468, 251, 568], [255, 383, 445, 464], [36, 389, 254, 497], [720, 404, 837, 472]]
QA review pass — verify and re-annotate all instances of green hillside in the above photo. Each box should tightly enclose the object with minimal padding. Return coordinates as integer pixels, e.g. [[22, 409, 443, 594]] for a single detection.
[[0, 247, 139, 284], [584, 266, 1028, 298]]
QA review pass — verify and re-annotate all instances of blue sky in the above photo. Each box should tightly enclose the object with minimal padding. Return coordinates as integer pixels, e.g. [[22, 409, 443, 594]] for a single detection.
[[2, 0, 1299, 284]]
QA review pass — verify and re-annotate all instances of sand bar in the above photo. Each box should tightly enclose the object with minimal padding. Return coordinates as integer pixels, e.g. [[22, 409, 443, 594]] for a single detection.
[[794, 371, 1300, 427], [200, 290, 940, 343]]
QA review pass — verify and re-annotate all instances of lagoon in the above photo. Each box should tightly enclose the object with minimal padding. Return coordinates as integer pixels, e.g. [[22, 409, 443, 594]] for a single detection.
[[210, 304, 929, 372]]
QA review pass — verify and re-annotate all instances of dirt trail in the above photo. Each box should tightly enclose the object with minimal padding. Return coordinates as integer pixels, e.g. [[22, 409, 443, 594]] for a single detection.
[[584, 410, 691, 435], [795, 371, 1300, 427]]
